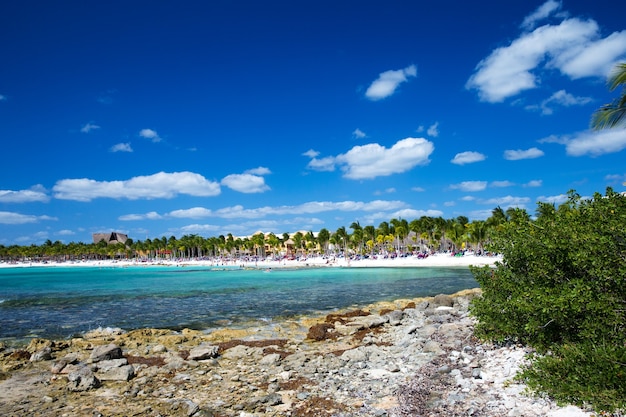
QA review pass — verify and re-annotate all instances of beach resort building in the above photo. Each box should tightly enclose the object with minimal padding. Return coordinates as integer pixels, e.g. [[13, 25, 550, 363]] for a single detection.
[[92, 232, 129, 245]]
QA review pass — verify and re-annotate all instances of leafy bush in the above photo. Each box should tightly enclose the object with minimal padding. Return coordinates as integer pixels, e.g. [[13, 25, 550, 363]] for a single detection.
[[470, 188, 626, 412]]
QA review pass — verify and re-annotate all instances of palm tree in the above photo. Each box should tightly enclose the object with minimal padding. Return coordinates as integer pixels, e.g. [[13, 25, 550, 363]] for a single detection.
[[467, 220, 487, 253], [334, 226, 348, 255], [292, 231, 304, 257], [591, 62, 626, 130], [304, 231, 316, 255], [317, 228, 330, 255], [363, 225, 376, 255], [266, 233, 281, 258], [349, 222, 364, 254]]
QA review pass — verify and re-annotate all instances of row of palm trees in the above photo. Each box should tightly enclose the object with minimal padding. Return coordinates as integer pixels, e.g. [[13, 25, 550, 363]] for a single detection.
[[0, 206, 525, 263]]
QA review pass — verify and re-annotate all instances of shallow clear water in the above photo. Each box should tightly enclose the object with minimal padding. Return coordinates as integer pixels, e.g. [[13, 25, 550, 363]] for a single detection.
[[0, 265, 478, 341]]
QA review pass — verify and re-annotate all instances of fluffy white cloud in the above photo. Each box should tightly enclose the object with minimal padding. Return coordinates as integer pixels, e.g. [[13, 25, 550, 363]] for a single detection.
[[451, 151, 486, 165], [0, 211, 56, 224], [467, 3, 626, 102], [80, 122, 100, 133], [365, 65, 417, 101], [520, 0, 562, 31], [538, 194, 569, 204], [427, 122, 439, 138], [335, 137, 434, 180], [110, 142, 133, 152], [564, 129, 626, 156], [245, 166, 271, 175], [169, 207, 213, 219], [221, 173, 270, 193], [119, 211, 163, 221], [352, 128, 366, 139], [139, 128, 162, 142], [302, 149, 319, 158], [528, 89, 593, 115], [524, 179, 543, 187], [450, 181, 488, 192], [480, 195, 531, 206], [490, 180, 515, 188], [306, 156, 336, 172], [504, 147, 545, 160], [53, 171, 221, 201], [0, 185, 49, 203], [391, 208, 443, 219], [119, 200, 408, 221], [555, 31, 626, 79]]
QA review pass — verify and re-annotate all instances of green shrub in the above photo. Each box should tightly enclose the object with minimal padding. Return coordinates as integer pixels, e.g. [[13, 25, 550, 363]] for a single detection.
[[470, 188, 626, 413]]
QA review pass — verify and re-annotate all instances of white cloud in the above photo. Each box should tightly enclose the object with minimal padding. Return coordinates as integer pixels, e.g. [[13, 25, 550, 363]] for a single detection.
[[221, 173, 270, 193], [57, 229, 75, 236], [528, 89, 593, 115], [450, 181, 488, 192], [490, 180, 515, 188], [119, 200, 409, 221], [554, 31, 626, 79], [139, 128, 162, 142], [306, 156, 336, 172], [179, 224, 222, 234], [480, 195, 531, 206], [53, 171, 221, 201], [0, 94, 6, 101], [80, 122, 100, 133], [302, 149, 319, 158], [374, 188, 396, 196], [110, 142, 133, 153], [411, 186, 425, 192], [334, 137, 434, 180], [521, 0, 562, 31], [524, 179, 543, 187], [365, 65, 417, 101], [169, 207, 213, 219], [427, 122, 439, 137], [0, 211, 57, 224], [0, 185, 49, 203], [469, 209, 497, 220], [352, 128, 366, 139], [504, 147, 545, 160], [245, 166, 271, 176], [119, 211, 163, 221], [605, 173, 626, 184], [467, 6, 626, 103], [451, 151, 486, 165], [391, 208, 443, 219], [564, 129, 626, 156], [537, 194, 569, 204]]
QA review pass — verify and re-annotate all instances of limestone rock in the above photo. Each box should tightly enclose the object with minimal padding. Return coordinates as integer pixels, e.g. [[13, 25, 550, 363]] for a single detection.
[[188, 344, 219, 360], [90, 343, 123, 362], [67, 366, 100, 391], [29, 346, 52, 362]]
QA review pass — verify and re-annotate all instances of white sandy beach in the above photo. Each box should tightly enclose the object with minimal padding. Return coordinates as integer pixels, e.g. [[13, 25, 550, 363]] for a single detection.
[[0, 252, 500, 269]]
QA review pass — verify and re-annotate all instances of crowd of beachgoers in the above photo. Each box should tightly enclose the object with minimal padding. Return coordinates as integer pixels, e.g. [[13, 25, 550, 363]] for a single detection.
[[0, 251, 501, 269]]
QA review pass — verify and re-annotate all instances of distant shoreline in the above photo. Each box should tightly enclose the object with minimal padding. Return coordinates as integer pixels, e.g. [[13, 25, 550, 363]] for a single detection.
[[0, 252, 500, 270]]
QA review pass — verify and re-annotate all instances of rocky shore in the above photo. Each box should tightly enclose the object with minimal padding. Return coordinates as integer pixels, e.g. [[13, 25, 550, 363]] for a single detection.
[[0, 289, 592, 417]]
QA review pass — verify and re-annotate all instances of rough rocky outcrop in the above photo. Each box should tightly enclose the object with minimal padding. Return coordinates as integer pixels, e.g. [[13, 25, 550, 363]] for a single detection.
[[0, 289, 594, 416]]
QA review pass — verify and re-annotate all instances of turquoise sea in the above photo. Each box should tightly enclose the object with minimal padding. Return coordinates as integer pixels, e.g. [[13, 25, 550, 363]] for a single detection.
[[0, 265, 478, 343]]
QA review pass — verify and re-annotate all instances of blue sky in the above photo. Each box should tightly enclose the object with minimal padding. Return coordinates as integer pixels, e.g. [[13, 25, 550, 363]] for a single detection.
[[1, 0, 626, 245]]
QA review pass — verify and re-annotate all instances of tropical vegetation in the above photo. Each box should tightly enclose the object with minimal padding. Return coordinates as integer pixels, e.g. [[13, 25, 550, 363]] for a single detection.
[[470, 188, 626, 413], [0, 209, 514, 263]]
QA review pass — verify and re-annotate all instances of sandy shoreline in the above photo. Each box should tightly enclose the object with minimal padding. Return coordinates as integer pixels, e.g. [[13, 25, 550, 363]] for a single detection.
[[0, 252, 501, 269]]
